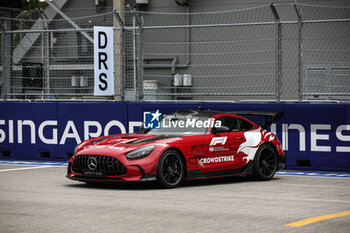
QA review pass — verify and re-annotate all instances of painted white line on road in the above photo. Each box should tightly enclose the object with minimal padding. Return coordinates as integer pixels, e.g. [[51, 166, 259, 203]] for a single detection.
[[279, 183, 350, 189], [0, 166, 51, 172], [0, 160, 68, 167], [275, 174, 350, 179], [276, 171, 350, 179]]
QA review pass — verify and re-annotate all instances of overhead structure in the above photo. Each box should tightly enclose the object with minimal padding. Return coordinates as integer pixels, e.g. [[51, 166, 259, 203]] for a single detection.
[[12, 0, 67, 65]]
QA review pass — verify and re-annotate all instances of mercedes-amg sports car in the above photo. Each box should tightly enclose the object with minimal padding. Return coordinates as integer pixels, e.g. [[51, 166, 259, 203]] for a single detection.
[[66, 109, 285, 188]]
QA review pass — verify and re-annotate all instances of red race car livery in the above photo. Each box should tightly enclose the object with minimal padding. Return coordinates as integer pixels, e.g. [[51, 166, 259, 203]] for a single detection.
[[67, 109, 285, 188]]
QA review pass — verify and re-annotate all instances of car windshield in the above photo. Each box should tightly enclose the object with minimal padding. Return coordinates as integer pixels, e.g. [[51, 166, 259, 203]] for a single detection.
[[144, 116, 211, 135]]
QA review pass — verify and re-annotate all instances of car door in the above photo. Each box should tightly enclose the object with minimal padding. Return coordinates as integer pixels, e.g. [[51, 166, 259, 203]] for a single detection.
[[200, 116, 246, 173]]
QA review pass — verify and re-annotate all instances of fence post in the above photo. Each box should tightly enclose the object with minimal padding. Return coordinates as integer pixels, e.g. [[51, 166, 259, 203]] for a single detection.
[[39, 11, 50, 97], [270, 3, 281, 102], [131, 9, 144, 101], [138, 16, 144, 101], [113, 10, 125, 101], [294, 4, 303, 102], [1, 19, 8, 101]]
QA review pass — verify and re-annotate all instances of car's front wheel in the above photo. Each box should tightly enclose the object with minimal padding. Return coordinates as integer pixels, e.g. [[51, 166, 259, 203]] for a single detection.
[[157, 149, 185, 188], [250, 144, 278, 181]]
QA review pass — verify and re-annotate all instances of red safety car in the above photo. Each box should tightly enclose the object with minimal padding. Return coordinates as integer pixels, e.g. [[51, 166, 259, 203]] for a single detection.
[[66, 109, 285, 188]]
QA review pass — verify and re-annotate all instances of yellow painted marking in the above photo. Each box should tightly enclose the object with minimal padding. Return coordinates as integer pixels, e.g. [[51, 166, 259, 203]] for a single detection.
[[285, 210, 350, 227]]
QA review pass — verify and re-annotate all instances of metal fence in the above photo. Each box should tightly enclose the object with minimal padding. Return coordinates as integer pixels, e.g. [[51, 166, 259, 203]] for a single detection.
[[0, 3, 349, 102], [140, 5, 280, 101], [295, 4, 350, 101], [1, 10, 115, 101]]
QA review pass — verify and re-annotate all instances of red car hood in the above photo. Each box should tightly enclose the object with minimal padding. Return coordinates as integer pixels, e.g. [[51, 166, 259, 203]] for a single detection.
[[92, 133, 179, 145], [76, 133, 180, 155]]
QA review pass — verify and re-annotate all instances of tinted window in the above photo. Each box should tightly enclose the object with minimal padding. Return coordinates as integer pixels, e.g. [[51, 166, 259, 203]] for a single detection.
[[214, 117, 253, 132], [236, 118, 253, 131], [214, 117, 240, 132]]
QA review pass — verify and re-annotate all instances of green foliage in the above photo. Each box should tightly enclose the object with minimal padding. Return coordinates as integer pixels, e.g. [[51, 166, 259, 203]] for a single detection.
[[22, 0, 42, 11]]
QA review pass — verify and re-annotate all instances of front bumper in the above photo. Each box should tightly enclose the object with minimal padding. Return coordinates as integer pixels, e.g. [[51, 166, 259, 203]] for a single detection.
[[66, 154, 158, 182]]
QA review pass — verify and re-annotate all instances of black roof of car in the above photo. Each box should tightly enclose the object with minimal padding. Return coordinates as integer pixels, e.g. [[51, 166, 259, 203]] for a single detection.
[[170, 108, 284, 129], [170, 109, 221, 118]]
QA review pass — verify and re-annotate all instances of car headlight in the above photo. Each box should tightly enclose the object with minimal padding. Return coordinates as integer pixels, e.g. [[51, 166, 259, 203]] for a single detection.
[[126, 146, 155, 160]]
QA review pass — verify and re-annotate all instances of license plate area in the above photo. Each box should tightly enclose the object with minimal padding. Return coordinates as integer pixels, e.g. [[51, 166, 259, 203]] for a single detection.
[[82, 170, 106, 177]]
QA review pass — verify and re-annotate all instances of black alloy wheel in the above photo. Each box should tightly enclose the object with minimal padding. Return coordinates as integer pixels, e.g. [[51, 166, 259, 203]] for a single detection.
[[250, 144, 278, 181], [157, 149, 184, 188]]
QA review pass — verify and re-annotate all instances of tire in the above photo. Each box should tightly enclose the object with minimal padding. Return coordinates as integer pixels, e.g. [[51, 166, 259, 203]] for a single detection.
[[157, 149, 185, 188], [250, 144, 278, 181]]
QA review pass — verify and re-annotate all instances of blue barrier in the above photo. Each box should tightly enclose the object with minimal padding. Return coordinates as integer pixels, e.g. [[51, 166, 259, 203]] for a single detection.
[[57, 102, 128, 160], [0, 102, 349, 171]]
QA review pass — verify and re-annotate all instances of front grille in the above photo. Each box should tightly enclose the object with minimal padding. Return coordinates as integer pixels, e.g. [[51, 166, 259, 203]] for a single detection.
[[72, 155, 127, 176]]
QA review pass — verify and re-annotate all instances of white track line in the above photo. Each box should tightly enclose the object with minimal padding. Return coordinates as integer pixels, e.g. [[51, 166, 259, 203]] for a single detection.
[[0, 166, 51, 172], [275, 174, 350, 179]]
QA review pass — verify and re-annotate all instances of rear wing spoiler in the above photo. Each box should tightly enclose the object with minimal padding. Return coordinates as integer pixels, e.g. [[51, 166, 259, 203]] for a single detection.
[[231, 111, 284, 129]]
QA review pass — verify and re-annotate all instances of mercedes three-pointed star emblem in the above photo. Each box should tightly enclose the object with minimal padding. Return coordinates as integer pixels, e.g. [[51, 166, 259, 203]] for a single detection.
[[87, 157, 97, 170]]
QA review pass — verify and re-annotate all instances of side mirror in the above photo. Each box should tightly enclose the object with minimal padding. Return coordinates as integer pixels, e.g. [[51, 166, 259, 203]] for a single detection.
[[213, 126, 230, 134]]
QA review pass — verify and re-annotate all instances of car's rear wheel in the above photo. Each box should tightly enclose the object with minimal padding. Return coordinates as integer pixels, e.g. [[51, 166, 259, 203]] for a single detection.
[[250, 144, 278, 181], [157, 149, 184, 188]]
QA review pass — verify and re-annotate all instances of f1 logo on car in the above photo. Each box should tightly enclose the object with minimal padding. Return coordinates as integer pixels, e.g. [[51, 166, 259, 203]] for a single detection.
[[210, 136, 227, 146], [143, 109, 162, 129]]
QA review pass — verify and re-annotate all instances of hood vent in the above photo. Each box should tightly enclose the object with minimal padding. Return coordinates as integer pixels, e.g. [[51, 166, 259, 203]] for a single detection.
[[122, 135, 176, 145]]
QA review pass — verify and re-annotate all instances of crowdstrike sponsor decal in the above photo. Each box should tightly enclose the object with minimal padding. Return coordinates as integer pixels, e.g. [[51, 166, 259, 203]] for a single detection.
[[197, 155, 234, 167]]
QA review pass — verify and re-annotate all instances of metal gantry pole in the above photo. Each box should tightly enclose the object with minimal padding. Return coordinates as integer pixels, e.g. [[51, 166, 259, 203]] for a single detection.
[[294, 4, 303, 102], [131, 9, 144, 101], [270, 3, 281, 102]]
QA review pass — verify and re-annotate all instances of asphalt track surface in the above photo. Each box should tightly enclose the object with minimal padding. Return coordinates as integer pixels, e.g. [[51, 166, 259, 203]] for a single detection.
[[0, 163, 349, 233]]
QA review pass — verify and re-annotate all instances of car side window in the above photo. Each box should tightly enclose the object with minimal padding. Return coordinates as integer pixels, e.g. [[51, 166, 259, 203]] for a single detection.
[[236, 118, 253, 131], [214, 117, 240, 132], [214, 117, 253, 133]]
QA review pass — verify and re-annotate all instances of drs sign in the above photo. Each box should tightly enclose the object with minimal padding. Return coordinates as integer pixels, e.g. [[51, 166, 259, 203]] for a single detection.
[[94, 26, 114, 96]]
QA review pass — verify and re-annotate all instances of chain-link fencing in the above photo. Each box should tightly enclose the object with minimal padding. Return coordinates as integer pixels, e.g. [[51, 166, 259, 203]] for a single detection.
[[295, 4, 350, 101], [0, 3, 349, 102], [1, 10, 115, 100], [140, 5, 280, 101]]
